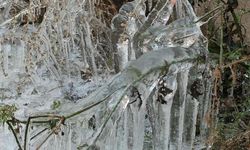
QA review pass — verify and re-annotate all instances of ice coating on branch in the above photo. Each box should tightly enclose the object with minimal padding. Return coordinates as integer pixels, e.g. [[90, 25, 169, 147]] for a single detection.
[[111, 0, 146, 72]]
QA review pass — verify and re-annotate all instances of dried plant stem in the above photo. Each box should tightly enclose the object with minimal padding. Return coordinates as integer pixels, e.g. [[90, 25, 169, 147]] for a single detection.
[[219, 10, 224, 67], [23, 115, 63, 150], [0, 5, 46, 28], [194, 5, 223, 24], [6, 121, 23, 150], [36, 115, 66, 149], [30, 128, 49, 140], [222, 55, 250, 69], [36, 131, 53, 150], [220, 129, 250, 150]]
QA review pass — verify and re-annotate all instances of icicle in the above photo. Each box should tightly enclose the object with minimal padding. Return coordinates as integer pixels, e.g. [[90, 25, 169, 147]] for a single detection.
[[0, 41, 3, 78], [198, 67, 213, 142], [153, 0, 175, 26], [83, 22, 97, 76], [182, 94, 199, 149], [2, 43, 11, 76], [14, 40, 25, 72], [169, 63, 192, 150], [175, 0, 184, 19], [117, 39, 129, 70], [111, 0, 146, 72]]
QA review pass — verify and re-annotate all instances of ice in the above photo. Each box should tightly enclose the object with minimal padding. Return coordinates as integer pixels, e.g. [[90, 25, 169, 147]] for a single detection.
[[2, 43, 11, 76], [0, 125, 18, 150], [111, 1, 146, 72], [0, 0, 212, 149]]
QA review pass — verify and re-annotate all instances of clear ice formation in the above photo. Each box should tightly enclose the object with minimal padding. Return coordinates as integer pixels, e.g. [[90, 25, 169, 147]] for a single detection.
[[0, 0, 212, 149]]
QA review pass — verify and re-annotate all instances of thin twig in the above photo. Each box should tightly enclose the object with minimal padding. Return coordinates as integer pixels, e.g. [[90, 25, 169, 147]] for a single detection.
[[194, 5, 224, 24], [36, 117, 65, 150], [222, 55, 250, 69], [0, 5, 46, 28], [6, 121, 23, 150], [36, 131, 54, 150], [220, 129, 250, 150], [90, 86, 129, 145], [24, 117, 31, 150], [64, 86, 126, 119], [23, 115, 63, 150], [9, 118, 57, 124], [30, 128, 49, 140], [219, 10, 224, 67]]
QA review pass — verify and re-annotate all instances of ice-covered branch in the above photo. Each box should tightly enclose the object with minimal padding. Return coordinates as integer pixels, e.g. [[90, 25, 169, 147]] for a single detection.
[[133, 0, 171, 58], [16, 46, 202, 150], [59, 47, 199, 116]]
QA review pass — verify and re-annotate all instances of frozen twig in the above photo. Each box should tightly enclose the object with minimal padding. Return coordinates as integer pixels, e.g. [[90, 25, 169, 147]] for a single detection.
[[0, 4, 46, 28], [133, 0, 170, 58], [6, 121, 23, 150]]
